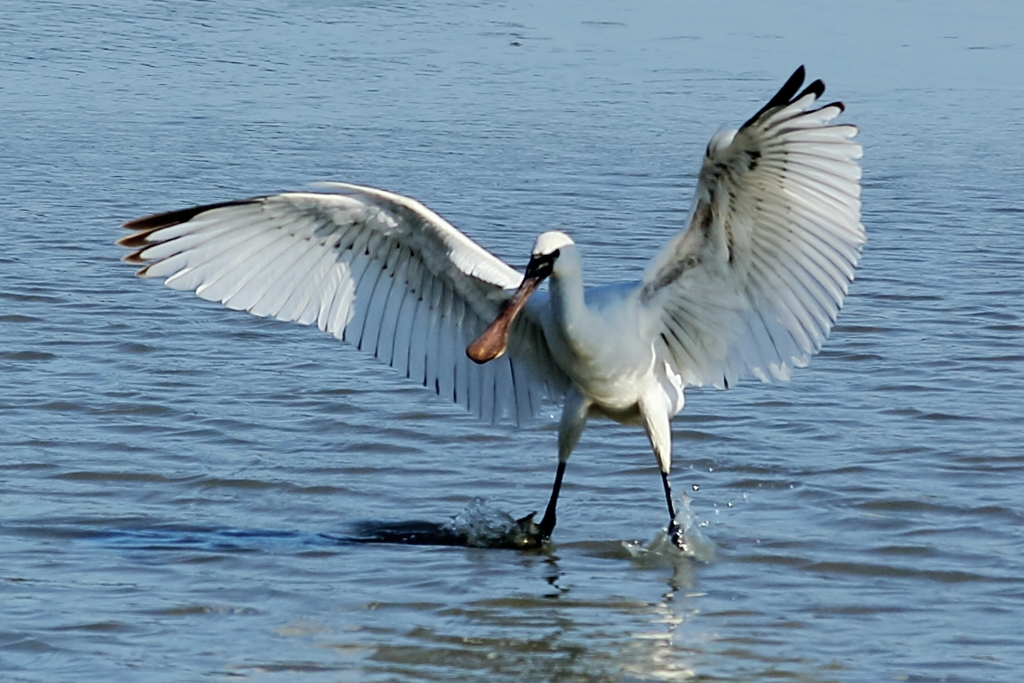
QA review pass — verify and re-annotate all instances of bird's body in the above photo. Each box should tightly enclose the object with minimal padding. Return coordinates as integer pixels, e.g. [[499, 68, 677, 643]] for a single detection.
[[534, 282, 658, 421], [119, 67, 863, 548]]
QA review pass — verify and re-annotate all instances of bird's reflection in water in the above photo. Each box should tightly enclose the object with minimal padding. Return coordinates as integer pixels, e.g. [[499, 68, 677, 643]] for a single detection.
[[346, 536, 707, 682]]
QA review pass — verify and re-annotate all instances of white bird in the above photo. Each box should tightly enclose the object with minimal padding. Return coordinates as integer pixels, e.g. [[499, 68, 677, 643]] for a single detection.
[[119, 66, 863, 549]]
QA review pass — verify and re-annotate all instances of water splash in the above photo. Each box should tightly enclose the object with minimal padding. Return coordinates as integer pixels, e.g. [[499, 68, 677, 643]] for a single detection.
[[444, 497, 545, 549], [344, 498, 545, 549], [623, 493, 717, 563]]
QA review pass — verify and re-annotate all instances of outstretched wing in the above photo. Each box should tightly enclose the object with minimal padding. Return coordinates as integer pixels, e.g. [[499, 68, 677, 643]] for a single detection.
[[639, 66, 864, 389], [119, 182, 567, 423]]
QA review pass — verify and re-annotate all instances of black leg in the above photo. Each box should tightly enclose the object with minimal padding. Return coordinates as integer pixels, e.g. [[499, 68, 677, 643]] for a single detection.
[[660, 470, 686, 549], [538, 460, 567, 539]]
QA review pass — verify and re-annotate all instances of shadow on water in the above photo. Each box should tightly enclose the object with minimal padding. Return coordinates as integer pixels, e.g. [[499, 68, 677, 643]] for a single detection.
[[339, 497, 549, 549], [87, 522, 507, 552], [82, 499, 548, 553], [339, 519, 480, 546], [81, 498, 715, 571]]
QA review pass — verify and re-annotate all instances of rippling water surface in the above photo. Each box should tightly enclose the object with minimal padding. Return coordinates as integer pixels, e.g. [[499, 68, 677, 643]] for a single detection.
[[3, 1, 1024, 681]]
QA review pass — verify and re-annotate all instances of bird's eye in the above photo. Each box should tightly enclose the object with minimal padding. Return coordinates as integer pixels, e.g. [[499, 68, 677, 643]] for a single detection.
[[552, 249, 560, 258]]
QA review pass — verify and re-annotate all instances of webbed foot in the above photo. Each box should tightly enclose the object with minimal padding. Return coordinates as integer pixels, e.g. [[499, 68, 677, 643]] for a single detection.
[[668, 521, 689, 553], [502, 512, 549, 549]]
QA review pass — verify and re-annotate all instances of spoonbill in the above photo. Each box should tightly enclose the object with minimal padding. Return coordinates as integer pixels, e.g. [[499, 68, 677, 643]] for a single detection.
[[118, 66, 863, 549]]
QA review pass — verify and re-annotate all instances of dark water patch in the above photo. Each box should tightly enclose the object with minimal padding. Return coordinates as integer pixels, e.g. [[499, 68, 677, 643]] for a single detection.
[[91, 525, 318, 554], [0, 290, 62, 304], [806, 560, 993, 584], [967, 505, 1024, 524], [867, 292, 945, 302], [818, 350, 885, 362], [34, 401, 89, 413], [112, 341, 158, 353], [871, 544, 934, 557], [339, 520, 474, 547], [0, 350, 55, 361], [0, 635, 67, 654], [917, 411, 978, 422], [880, 406, 982, 421], [872, 383, 946, 393], [222, 661, 342, 676], [0, 460, 59, 471], [0, 314, 41, 323], [735, 552, 998, 584], [99, 402, 177, 417], [856, 498, 948, 515], [831, 323, 894, 334], [154, 604, 262, 617], [196, 476, 279, 491], [49, 621, 130, 633], [53, 470, 180, 484]]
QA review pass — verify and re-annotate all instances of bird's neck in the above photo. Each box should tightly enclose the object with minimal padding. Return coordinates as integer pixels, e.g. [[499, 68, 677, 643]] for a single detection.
[[549, 251, 588, 338]]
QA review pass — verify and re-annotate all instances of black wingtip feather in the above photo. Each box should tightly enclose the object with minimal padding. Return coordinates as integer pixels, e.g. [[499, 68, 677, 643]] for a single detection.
[[117, 197, 268, 264], [121, 198, 260, 232], [121, 249, 148, 264], [796, 78, 826, 101], [116, 226, 164, 249], [740, 66, 827, 131]]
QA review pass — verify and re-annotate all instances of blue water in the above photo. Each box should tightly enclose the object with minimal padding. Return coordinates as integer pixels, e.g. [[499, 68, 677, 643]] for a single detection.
[[3, 1, 1024, 681]]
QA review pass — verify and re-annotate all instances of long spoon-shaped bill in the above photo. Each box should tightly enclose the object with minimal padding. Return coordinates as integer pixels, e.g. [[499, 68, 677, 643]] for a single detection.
[[466, 274, 545, 364], [467, 251, 556, 364]]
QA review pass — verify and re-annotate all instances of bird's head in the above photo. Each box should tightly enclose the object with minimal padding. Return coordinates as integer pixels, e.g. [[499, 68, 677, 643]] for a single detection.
[[524, 230, 574, 280], [466, 231, 574, 364]]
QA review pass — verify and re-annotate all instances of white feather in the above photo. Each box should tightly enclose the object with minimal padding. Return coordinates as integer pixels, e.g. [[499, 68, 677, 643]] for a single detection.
[[640, 76, 864, 390], [121, 184, 567, 424]]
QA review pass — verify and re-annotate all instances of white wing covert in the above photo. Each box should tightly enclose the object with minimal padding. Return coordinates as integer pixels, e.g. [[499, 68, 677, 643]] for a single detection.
[[639, 66, 864, 389], [119, 182, 567, 424]]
